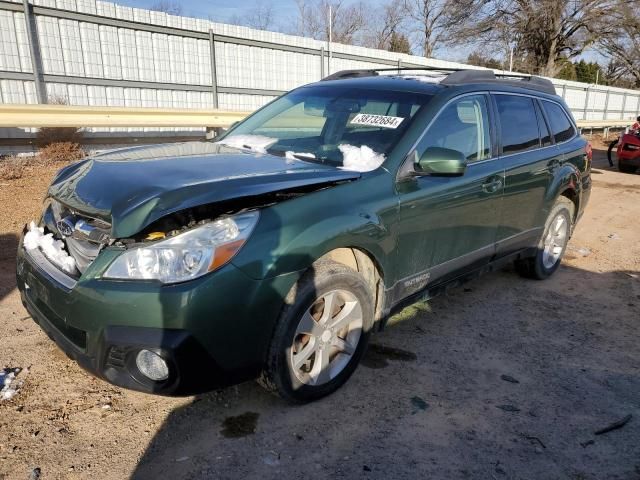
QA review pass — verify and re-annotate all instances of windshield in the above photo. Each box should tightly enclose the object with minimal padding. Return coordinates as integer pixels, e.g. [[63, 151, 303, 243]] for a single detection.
[[216, 85, 432, 172]]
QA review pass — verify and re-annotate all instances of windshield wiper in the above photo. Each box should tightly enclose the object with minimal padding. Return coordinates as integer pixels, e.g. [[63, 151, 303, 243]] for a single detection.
[[265, 148, 325, 165]]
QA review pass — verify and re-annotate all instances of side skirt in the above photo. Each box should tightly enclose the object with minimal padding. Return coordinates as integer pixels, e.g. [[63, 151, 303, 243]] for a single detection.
[[376, 247, 537, 331]]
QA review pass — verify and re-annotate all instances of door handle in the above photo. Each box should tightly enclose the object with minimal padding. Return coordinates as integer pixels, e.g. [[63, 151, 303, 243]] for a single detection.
[[482, 177, 503, 193]]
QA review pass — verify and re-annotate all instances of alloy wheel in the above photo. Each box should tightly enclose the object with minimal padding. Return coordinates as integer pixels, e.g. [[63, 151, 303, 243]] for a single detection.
[[542, 214, 569, 269], [290, 289, 363, 386]]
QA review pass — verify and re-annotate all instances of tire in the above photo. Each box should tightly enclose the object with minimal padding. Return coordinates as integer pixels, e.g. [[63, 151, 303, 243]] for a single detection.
[[259, 260, 374, 403], [607, 139, 618, 167], [618, 160, 637, 174], [515, 196, 574, 280]]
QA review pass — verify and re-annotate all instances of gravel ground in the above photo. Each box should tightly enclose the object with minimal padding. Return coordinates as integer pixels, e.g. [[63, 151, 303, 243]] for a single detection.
[[0, 141, 639, 480]]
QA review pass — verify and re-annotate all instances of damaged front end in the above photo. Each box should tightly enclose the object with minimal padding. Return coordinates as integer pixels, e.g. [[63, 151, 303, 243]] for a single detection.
[[21, 144, 362, 283], [26, 174, 357, 285], [15, 140, 370, 395]]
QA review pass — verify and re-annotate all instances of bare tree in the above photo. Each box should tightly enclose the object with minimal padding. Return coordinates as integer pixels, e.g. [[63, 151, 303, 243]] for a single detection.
[[361, 0, 407, 50], [459, 0, 619, 77], [598, 6, 640, 86], [402, 0, 478, 58], [294, 0, 366, 44], [149, 0, 183, 16], [294, 0, 323, 39], [228, 1, 277, 31]]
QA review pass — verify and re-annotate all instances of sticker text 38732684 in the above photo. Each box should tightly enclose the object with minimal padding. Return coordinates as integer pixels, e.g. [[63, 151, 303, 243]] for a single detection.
[[349, 114, 404, 129]]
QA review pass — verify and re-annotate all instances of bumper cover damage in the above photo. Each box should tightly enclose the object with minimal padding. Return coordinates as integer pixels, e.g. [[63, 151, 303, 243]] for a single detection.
[[16, 233, 281, 396]]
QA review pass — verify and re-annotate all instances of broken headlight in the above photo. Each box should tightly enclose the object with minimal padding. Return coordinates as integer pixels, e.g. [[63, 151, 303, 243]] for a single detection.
[[103, 211, 259, 283]]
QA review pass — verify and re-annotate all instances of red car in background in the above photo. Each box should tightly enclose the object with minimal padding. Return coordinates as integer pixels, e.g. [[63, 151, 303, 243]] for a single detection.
[[616, 131, 640, 173], [608, 116, 640, 174]]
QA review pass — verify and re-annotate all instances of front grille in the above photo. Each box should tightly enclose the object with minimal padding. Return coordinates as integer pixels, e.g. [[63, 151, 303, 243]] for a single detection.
[[44, 199, 111, 274]]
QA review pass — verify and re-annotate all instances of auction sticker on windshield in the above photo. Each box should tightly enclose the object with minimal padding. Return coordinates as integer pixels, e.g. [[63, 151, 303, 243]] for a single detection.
[[350, 114, 404, 129]]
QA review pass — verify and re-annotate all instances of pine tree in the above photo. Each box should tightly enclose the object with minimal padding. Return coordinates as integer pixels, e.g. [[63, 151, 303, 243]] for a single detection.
[[388, 32, 411, 54], [556, 60, 577, 81]]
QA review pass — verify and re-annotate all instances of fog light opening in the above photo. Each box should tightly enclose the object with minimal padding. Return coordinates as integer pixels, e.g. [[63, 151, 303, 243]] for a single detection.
[[135, 349, 169, 381]]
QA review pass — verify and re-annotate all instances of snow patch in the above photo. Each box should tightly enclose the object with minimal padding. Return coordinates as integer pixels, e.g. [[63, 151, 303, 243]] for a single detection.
[[338, 144, 386, 172], [1, 367, 27, 402], [23, 221, 77, 274], [398, 74, 446, 84], [216, 134, 277, 154]]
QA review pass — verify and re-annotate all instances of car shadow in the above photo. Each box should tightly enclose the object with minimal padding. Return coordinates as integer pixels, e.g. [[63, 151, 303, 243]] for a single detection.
[[131, 261, 640, 480]]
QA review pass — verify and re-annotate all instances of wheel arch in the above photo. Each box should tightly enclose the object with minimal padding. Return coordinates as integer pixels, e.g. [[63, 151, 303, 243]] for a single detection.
[[559, 186, 578, 222], [547, 164, 581, 223], [315, 247, 386, 325]]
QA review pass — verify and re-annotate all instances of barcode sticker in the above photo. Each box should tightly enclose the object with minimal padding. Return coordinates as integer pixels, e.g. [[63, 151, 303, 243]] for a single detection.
[[350, 114, 404, 129]]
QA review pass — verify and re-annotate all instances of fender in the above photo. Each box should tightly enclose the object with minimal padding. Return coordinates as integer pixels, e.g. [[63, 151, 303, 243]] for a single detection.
[[231, 170, 398, 282], [235, 208, 393, 281], [544, 162, 581, 215]]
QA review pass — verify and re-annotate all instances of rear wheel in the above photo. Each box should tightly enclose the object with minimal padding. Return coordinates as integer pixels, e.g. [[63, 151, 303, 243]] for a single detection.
[[259, 260, 374, 403], [515, 196, 574, 280]]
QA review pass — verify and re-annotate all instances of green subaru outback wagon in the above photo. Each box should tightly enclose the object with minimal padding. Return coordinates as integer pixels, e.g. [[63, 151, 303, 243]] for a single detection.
[[16, 68, 591, 402]]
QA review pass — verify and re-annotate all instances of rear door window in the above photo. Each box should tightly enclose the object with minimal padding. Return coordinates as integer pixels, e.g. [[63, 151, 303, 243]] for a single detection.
[[495, 95, 540, 154], [542, 101, 576, 143]]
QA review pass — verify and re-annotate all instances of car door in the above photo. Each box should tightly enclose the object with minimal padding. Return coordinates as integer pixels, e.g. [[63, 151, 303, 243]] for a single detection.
[[492, 94, 559, 257], [393, 93, 504, 302]]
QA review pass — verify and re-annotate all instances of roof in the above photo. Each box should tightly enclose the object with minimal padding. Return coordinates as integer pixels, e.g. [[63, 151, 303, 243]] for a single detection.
[[315, 68, 558, 97], [310, 75, 446, 96]]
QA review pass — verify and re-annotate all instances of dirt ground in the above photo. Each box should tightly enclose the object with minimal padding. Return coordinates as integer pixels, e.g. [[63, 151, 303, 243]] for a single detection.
[[1, 139, 639, 480]]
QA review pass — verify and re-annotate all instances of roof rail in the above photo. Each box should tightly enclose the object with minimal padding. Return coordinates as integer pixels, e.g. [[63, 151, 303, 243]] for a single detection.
[[323, 68, 557, 95], [442, 70, 556, 95], [440, 70, 495, 84], [498, 74, 556, 95]]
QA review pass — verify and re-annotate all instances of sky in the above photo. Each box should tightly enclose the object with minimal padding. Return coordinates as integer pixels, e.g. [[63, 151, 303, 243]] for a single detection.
[[111, 0, 603, 65], [111, 0, 476, 61], [115, 0, 308, 24]]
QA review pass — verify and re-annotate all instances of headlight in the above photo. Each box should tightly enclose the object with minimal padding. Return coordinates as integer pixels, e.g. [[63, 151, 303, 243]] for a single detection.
[[103, 211, 259, 283]]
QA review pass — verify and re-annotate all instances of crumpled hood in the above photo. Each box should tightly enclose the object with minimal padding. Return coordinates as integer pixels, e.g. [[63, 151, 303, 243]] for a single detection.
[[48, 142, 360, 238]]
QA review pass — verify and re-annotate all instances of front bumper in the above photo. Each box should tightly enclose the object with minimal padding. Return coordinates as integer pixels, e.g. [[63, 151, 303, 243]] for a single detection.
[[21, 292, 224, 395], [16, 233, 298, 396]]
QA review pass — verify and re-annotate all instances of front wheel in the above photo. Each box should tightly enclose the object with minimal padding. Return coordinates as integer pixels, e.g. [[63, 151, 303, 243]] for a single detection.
[[259, 260, 374, 403], [515, 196, 574, 280]]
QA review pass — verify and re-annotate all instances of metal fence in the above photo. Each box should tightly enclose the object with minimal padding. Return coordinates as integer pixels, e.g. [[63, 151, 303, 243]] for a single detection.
[[0, 104, 628, 131], [1, 0, 639, 139]]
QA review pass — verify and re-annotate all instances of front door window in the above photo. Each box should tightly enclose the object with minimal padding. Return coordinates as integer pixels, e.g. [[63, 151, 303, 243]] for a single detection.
[[416, 94, 492, 163]]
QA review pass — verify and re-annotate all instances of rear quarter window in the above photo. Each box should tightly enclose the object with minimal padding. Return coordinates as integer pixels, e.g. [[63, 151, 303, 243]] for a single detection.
[[535, 100, 552, 147], [542, 101, 576, 143], [495, 95, 540, 154]]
